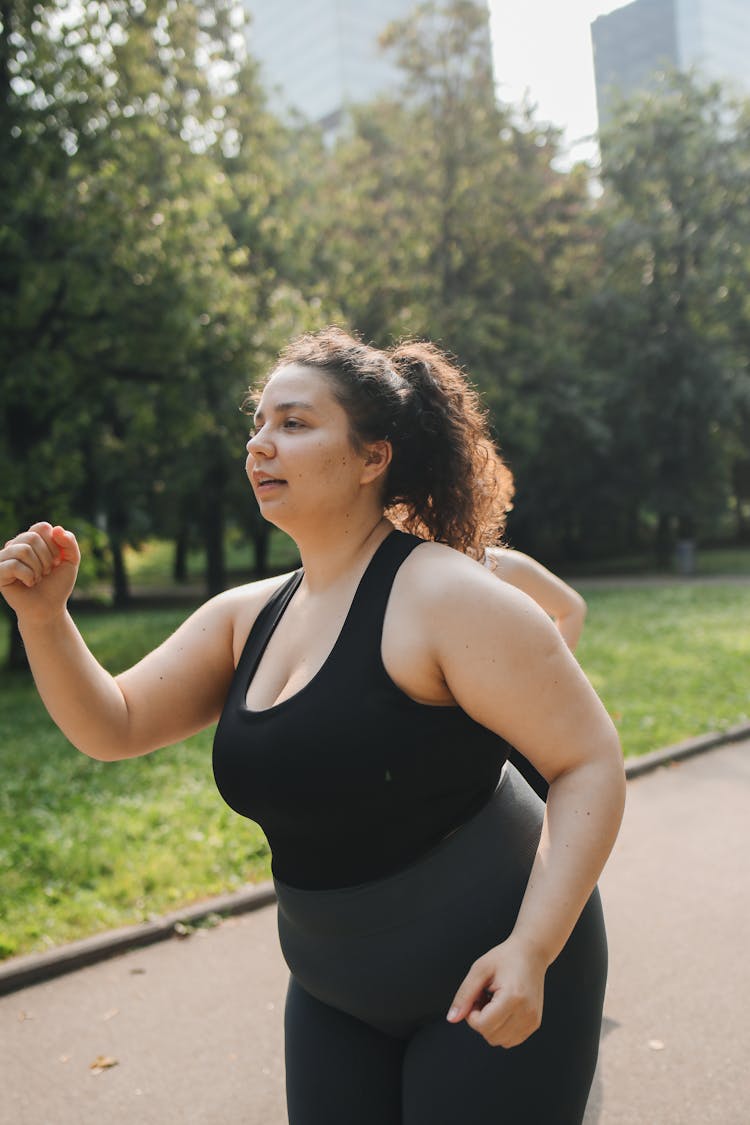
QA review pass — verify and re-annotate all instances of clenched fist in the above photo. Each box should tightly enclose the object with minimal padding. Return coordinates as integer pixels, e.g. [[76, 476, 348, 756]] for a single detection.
[[0, 522, 80, 622]]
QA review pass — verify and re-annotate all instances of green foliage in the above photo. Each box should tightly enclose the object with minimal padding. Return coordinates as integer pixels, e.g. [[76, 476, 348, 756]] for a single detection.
[[2, 0, 750, 619], [0, 607, 271, 960], [0, 0, 318, 604], [278, 2, 619, 561], [590, 72, 750, 550]]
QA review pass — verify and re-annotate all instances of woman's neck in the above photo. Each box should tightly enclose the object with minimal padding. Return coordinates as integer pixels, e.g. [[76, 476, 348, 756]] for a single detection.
[[292, 514, 393, 593]]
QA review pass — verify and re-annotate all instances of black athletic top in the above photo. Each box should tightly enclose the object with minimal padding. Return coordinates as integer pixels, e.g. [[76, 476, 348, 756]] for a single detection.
[[212, 531, 510, 889]]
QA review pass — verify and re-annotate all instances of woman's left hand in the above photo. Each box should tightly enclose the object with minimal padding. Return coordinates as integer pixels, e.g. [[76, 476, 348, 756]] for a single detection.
[[445, 935, 547, 1048]]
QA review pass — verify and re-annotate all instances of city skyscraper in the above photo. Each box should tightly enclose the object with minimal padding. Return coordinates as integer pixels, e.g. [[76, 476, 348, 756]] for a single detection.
[[242, 0, 493, 132], [591, 0, 750, 128]]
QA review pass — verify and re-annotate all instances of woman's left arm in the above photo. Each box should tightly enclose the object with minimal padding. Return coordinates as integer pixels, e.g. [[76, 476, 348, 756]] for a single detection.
[[486, 547, 587, 651], [424, 553, 625, 1047]]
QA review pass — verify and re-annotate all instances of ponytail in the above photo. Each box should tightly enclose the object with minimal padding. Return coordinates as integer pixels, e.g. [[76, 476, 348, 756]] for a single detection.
[[387, 341, 514, 554]]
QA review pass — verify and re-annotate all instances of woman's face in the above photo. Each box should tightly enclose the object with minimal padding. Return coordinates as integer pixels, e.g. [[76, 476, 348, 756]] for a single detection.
[[245, 364, 370, 533]]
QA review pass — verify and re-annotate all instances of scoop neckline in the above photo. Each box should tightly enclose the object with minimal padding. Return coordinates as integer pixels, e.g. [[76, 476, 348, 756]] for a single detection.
[[240, 530, 398, 717]]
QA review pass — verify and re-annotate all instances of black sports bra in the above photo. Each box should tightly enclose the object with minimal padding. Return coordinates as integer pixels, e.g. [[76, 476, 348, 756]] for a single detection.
[[212, 531, 509, 889]]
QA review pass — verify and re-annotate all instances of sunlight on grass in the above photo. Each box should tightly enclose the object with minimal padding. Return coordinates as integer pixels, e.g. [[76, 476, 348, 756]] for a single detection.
[[123, 529, 300, 587], [577, 584, 750, 756], [0, 609, 271, 959]]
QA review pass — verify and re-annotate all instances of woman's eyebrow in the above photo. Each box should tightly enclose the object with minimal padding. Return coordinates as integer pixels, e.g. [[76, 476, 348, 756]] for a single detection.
[[253, 400, 316, 424]]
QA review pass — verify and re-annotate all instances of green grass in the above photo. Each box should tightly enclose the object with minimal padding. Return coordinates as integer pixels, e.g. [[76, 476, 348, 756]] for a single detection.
[[689, 546, 750, 576], [577, 583, 750, 756], [122, 529, 300, 588], [1, 579, 748, 960], [0, 609, 271, 961], [70, 527, 301, 599], [566, 544, 750, 579]]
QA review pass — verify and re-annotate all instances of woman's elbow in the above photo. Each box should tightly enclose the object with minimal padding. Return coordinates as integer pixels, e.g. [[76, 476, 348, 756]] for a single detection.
[[599, 733, 627, 817], [76, 741, 130, 763]]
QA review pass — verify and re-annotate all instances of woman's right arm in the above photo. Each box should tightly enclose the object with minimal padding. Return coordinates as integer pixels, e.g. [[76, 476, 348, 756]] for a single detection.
[[0, 522, 265, 760]]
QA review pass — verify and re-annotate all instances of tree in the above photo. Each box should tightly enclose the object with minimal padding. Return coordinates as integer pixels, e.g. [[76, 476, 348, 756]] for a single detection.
[[0, 0, 307, 635], [590, 72, 750, 557], [280, 1, 606, 560]]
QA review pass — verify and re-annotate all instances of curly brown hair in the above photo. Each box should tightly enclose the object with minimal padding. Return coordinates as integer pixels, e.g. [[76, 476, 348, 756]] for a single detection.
[[249, 327, 514, 556]]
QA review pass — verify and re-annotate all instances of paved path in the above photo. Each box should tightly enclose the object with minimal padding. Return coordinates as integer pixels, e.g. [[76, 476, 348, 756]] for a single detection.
[[583, 739, 749, 1125], [2, 741, 749, 1124]]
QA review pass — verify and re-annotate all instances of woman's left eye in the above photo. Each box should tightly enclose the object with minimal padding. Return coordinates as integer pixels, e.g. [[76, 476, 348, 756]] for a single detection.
[[284, 419, 304, 430]]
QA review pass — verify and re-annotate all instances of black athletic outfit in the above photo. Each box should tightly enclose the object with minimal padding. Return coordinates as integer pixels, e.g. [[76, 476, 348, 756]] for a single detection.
[[213, 531, 607, 1124]]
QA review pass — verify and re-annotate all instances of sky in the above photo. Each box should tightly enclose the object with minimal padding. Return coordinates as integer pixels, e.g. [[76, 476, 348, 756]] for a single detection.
[[487, 0, 626, 163]]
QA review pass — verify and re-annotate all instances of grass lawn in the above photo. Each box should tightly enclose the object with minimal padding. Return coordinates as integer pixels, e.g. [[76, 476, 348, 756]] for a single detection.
[[121, 530, 299, 590], [0, 608, 270, 961], [577, 583, 750, 756], [565, 543, 750, 579], [1, 578, 748, 959]]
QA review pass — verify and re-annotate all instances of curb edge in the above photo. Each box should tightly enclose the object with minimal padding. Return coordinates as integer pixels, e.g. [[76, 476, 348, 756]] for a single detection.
[[0, 883, 276, 997], [623, 720, 750, 779]]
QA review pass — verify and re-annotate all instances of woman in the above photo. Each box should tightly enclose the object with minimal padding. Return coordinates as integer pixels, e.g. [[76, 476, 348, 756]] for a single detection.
[[1, 328, 625, 1124]]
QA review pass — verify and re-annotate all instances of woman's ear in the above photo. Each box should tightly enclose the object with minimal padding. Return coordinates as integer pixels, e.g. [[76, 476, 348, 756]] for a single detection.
[[360, 440, 392, 485]]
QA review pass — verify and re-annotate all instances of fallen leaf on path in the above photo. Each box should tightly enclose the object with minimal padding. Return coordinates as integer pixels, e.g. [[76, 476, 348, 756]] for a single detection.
[[90, 1055, 119, 1075], [648, 1039, 665, 1051], [102, 1008, 119, 1021]]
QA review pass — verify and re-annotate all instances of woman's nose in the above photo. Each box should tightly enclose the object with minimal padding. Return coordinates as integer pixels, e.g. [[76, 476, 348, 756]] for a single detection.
[[247, 429, 272, 456]]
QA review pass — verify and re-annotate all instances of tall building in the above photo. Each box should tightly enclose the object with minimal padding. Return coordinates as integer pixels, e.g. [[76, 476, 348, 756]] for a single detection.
[[591, 0, 750, 128], [242, 0, 493, 131]]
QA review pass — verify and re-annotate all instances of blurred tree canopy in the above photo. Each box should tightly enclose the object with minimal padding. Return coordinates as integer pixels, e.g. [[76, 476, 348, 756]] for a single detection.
[[2, 0, 750, 665], [590, 73, 750, 559]]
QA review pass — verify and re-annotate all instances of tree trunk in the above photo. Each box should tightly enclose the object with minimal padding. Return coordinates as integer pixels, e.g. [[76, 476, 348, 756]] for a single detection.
[[203, 453, 226, 597], [204, 502, 225, 596], [654, 512, 673, 568], [626, 507, 641, 550], [173, 523, 189, 583], [110, 536, 131, 607]]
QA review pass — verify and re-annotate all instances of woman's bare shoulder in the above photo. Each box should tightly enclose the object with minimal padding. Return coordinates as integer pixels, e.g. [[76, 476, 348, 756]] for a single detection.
[[208, 571, 299, 666], [399, 540, 523, 613], [387, 540, 553, 688]]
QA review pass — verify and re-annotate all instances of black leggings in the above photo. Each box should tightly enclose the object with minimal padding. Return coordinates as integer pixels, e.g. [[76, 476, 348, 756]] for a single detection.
[[277, 766, 607, 1125]]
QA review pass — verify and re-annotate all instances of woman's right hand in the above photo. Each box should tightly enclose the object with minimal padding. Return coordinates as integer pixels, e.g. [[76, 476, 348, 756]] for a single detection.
[[0, 522, 80, 622]]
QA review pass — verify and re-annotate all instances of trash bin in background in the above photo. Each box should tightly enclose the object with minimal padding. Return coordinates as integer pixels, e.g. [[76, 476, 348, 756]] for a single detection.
[[675, 539, 696, 576]]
